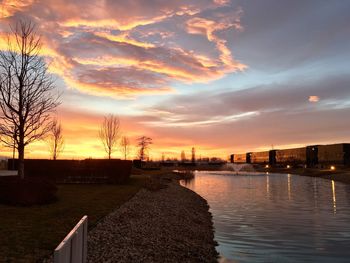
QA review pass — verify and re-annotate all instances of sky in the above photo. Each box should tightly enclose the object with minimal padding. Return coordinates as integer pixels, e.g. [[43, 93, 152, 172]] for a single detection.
[[0, 0, 349, 160]]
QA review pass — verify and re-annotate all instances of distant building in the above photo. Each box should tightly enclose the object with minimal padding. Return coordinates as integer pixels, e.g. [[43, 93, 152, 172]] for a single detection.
[[230, 143, 350, 167]]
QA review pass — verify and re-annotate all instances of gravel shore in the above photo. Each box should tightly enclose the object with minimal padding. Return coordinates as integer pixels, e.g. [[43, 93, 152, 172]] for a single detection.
[[87, 181, 218, 263]]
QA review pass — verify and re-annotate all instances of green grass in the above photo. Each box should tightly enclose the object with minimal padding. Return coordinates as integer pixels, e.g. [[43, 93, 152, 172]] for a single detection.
[[0, 175, 147, 262]]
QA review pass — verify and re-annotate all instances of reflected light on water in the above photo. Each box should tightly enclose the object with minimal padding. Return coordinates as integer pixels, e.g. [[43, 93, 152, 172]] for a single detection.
[[332, 180, 336, 214], [287, 174, 291, 200], [266, 175, 270, 196], [313, 177, 318, 207]]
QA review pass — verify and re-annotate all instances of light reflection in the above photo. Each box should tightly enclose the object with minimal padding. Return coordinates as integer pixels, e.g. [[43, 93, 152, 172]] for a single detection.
[[332, 180, 337, 214], [266, 175, 270, 195], [313, 177, 318, 207], [287, 174, 291, 200]]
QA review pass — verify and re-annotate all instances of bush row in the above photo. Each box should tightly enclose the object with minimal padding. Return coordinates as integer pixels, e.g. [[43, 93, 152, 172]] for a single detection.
[[8, 159, 132, 184]]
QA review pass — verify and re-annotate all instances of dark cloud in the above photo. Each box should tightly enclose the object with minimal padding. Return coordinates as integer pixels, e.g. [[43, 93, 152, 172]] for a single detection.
[[231, 0, 350, 72]]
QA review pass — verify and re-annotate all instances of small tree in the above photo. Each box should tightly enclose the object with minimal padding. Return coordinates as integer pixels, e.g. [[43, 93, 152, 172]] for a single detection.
[[137, 136, 152, 161], [48, 119, 64, 160], [181, 150, 186, 163], [99, 114, 120, 159], [120, 135, 130, 160], [0, 20, 60, 178]]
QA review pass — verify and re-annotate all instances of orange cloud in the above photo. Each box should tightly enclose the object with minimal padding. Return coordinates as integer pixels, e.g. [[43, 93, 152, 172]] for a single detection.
[[308, 95, 320, 102], [186, 11, 246, 71], [0, 1, 247, 98], [0, 32, 58, 57], [213, 0, 230, 6], [95, 32, 155, 49], [59, 16, 168, 31], [64, 75, 173, 99], [0, 0, 33, 18], [73, 55, 220, 83], [0, 0, 246, 98], [48, 58, 174, 99]]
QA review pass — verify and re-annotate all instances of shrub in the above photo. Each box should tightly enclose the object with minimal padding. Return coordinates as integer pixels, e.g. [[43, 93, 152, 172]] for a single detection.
[[0, 177, 57, 206]]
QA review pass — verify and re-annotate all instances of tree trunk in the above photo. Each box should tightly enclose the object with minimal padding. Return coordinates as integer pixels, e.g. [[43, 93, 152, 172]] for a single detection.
[[53, 142, 57, 160], [18, 143, 25, 179]]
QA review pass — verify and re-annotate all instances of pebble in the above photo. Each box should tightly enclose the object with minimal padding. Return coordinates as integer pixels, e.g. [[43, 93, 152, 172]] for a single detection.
[[87, 181, 218, 263]]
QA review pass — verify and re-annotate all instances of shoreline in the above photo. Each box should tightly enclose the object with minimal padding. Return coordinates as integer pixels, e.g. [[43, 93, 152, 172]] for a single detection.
[[173, 164, 350, 184], [253, 165, 350, 184], [87, 178, 218, 262]]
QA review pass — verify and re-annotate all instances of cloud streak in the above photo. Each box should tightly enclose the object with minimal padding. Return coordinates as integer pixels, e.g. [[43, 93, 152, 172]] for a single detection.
[[137, 73, 350, 153]]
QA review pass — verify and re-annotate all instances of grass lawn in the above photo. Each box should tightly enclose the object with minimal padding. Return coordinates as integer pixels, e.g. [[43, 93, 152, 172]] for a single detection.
[[0, 175, 147, 262]]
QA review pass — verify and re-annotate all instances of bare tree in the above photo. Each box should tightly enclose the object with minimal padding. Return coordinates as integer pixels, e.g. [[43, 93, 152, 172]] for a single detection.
[[0, 20, 60, 178], [120, 135, 130, 160], [48, 118, 64, 160], [99, 114, 120, 159], [137, 136, 152, 161]]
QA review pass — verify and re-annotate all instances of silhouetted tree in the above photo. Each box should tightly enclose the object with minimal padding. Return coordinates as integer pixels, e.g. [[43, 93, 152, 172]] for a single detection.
[[99, 114, 120, 159], [181, 150, 186, 162], [137, 136, 152, 161], [191, 147, 196, 163], [120, 135, 130, 160], [48, 119, 64, 160], [0, 20, 60, 178]]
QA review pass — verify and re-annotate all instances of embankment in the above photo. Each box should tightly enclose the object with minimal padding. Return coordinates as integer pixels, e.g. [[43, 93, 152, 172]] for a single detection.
[[87, 180, 218, 263]]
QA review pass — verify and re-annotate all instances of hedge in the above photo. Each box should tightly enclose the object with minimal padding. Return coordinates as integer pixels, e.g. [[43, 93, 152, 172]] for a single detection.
[[8, 159, 132, 184]]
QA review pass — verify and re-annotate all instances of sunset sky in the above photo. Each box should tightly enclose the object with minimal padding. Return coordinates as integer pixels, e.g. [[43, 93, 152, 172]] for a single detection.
[[0, 0, 349, 160]]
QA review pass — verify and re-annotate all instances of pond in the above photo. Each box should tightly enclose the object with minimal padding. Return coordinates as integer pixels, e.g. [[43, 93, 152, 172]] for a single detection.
[[180, 171, 350, 263]]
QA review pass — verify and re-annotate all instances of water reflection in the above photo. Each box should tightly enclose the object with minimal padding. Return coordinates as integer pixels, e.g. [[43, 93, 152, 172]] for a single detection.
[[287, 174, 291, 200], [332, 180, 337, 214], [313, 177, 318, 208], [181, 172, 350, 263], [266, 175, 269, 196]]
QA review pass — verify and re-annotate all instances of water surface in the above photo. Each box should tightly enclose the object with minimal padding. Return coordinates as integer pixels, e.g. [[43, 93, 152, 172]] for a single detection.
[[180, 171, 350, 263]]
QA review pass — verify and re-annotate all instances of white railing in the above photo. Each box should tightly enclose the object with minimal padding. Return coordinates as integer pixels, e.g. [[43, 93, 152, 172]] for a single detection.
[[0, 170, 18, 176], [54, 215, 88, 263]]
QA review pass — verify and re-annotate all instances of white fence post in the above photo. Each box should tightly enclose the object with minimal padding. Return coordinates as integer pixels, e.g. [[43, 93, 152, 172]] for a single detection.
[[54, 215, 88, 263]]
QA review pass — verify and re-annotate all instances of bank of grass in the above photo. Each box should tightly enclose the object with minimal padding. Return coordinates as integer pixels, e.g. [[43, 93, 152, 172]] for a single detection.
[[0, 175, 147, 262]]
